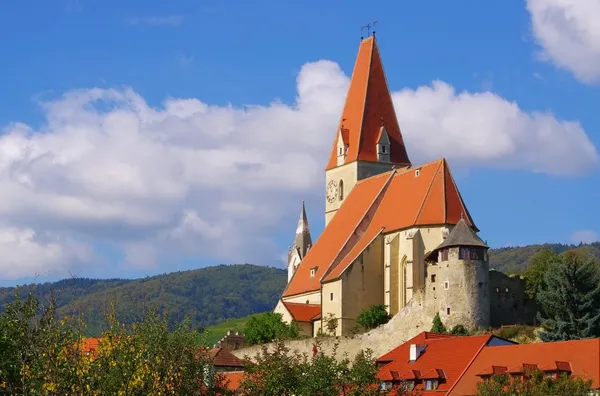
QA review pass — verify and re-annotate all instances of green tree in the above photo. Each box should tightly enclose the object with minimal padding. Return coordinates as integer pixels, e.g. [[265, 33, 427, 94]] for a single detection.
[[523, 249, 558, 299], [449, 324, 469, 336], [239, 340, 408, 395], [243, 312, 299, 345], [0, 291, 229, 395], [537, 252, 600, 342], [356, 305, 392, 331], [475, 369, 593, 396], [430, 313, 447, 333]]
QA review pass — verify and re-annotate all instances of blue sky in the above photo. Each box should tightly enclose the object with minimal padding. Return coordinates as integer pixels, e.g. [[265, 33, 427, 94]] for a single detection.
[[0, 0, 599, 286]]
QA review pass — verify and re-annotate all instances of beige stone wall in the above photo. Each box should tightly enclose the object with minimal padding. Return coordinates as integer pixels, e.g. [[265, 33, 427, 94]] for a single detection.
[[233, 290, 431, 363], [339, 235, 385, 334], [321, 280, 342, 335], [273, 300, 292, 323], [424, 246, 490, 330]]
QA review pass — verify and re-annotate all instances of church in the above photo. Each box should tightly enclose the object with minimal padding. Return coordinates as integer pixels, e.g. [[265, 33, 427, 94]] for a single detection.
[[274, 34, 493, 337]]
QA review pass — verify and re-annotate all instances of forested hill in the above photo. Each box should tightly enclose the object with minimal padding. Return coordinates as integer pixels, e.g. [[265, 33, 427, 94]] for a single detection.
[[489, 241, 600, 274], [0, 264, 287, 336], [0, 241, 598, 336]]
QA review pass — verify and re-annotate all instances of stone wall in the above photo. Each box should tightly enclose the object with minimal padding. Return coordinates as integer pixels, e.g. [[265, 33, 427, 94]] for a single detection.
[[489, 270, 538, 327], [233, 290, 431, 362]]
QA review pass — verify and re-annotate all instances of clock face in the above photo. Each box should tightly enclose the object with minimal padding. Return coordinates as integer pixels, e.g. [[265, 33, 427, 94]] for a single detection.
[[326, 180, 338, 203]]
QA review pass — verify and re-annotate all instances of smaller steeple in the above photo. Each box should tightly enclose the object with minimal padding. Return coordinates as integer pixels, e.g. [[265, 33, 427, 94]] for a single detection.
[[293, 201, 312, 259]]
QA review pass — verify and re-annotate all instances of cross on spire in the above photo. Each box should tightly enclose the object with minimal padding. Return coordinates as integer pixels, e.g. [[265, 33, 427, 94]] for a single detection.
[[361, 21, 378, 40]]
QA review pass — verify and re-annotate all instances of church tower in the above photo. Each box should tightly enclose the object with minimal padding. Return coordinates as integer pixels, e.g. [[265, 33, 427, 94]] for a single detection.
[[324, 35, 412, 225], [287, 201, 312, 282]]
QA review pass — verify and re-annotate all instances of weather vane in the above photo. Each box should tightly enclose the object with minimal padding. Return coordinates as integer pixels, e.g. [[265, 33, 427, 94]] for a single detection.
[[360, 21, 378, 40]]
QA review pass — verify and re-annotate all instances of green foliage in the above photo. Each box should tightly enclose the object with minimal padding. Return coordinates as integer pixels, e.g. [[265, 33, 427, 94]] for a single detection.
[[492, 325, 537, 342], [536, 252, 600, 342], [523, 249, 559, 299], [0, 291, 230, 395], [475, 369, 593, 396], [0, 264, 286, 336], [449, 324, 469, 336], [243, 312, 299, 345], [356, 304, 392, 331], [430, 313, 447, 333], [325, 313, 338, 336], [239, 340, 409, 395]]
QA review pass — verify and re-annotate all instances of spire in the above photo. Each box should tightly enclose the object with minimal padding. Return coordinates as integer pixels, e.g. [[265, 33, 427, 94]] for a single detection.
[[325, 35, 411, 170], [293, 201, 312, 259]]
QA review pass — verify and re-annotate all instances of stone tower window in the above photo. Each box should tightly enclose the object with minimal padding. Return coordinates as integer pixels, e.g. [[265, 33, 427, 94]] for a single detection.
[[431, 274, 436, 282], [330, 292, 334, 301], [444, 281, 449, 290], [439, 249, 449, 262], [447, 307, 451, 315], [339, 180, 344, 200], [382, 145, 386, 153]]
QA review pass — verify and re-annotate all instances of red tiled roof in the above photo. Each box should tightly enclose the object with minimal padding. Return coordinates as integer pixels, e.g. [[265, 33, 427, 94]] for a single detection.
[[282, 301, 321, 322], [450, 338, 600, 395], [221, 371, 245, 391], [283, 159, 476, 297], [325, 36, 411, 170], [377, 331, 494, 395], [209, 347, 245, 369]]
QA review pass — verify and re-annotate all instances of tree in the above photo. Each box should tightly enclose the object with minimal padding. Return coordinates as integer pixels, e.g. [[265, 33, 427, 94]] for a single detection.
[[449, 324, 469, 336], [475, 369, 593, 396], [356, 305, 392, 331], [536, 253, 600, 341], [243, 312, 299, 345], [239, 340, 409, 395], [430, 313, 447, 333], [0, 291, 230, 395], [523, 249, 559, 300]]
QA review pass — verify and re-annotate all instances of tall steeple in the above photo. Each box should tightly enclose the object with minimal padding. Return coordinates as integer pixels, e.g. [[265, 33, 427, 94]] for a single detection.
[[287, 201, 312, 282], [325, 35, 411, 171], [293, 201, 312, 258]]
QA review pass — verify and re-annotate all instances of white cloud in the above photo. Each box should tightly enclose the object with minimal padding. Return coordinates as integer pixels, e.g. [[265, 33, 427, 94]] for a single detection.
[[0, 227, 90, 280], [526, 0, 600, 83], [570, 229, 598, 244], [0, 59, 597, 280], [127, 15, 184, 26]]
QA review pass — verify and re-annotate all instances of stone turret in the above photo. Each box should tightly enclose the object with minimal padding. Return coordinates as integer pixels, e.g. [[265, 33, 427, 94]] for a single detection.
[[424, 218, 490, 330], [287, 201, 312, 282]]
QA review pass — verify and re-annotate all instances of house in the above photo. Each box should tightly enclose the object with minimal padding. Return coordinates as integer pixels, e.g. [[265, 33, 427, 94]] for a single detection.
[[377, 331, 600, 395], [377, 331, 514, 394]]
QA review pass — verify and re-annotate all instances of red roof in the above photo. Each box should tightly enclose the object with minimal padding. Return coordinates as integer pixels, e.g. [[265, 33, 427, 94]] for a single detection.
[[209, 347, 245, 369], [283, 159, 476, 297], [325, 36, 411, 170], [221, 371, 245, 391], [282, 301, 321, 322], [450, 338, 600, 395], [377, 332, 499, 395]]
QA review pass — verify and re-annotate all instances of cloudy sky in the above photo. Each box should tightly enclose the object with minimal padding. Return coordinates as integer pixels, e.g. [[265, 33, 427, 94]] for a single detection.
[[1, 0, 599, 285]]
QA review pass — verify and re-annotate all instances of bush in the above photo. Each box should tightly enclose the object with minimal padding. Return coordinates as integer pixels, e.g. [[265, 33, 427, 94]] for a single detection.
[[243, 312, 299, 345], [430, 313, 447, 333], [449, 324, 469, 336], [356, 305, 392, 331]]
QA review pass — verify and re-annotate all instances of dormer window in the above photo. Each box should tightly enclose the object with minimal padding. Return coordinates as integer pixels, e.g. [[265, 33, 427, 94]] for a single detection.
[[310, 267, 318, 278], [382, 145, 386, 153], [415, 168, 421, 177]]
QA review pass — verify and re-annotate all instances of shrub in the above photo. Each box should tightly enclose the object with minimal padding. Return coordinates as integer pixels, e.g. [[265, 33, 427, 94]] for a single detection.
[[243, 312, 299, 345], [356, 304, 392, 330]]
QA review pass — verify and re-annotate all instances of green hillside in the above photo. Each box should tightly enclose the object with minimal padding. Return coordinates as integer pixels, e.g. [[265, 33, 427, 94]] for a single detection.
[[201, 314, 256, 347], [0, 264, 286, 336], [1, 241, 599, 338], [488, 242, 600, 274]]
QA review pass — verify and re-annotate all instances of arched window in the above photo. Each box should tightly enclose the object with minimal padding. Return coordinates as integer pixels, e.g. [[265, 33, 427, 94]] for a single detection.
[[339, 180, 344, 200]]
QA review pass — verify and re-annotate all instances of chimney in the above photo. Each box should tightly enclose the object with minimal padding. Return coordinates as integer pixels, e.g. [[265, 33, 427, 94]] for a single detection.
[[409, 344, 420, 362]]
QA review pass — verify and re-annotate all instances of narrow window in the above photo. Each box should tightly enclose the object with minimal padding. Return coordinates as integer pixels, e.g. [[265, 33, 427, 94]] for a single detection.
[[440, 249, 449, 262], [447, 307, 451, 315], [310, 268, 316, 278], [339, 180, 344, 200], [382, 145, 386, 153], [415, 169, 421, 177], [330, 293, 334, 301], [431, 274, 436, 282], [444, 281, 449, 290], [339, 147, 342, 155]]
